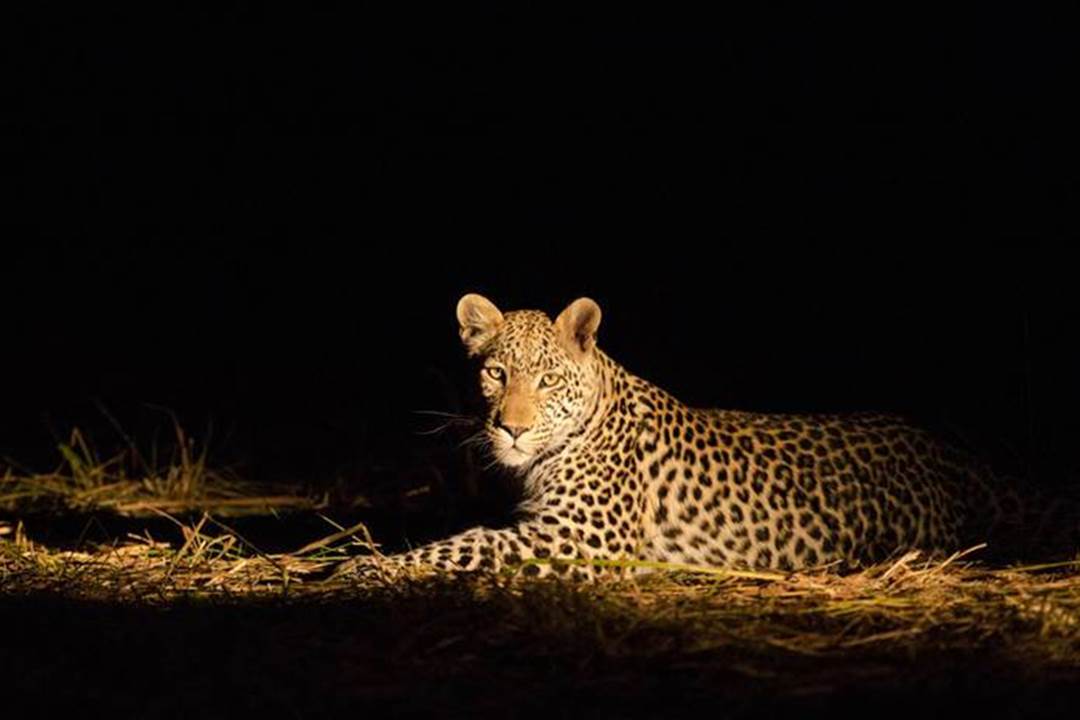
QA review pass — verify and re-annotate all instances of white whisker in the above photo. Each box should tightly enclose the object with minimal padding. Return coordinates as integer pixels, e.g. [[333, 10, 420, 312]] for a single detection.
[[412, 409, 472, 419]]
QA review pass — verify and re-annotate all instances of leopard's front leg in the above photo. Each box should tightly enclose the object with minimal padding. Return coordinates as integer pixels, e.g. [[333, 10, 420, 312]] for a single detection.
[[338, 520, 610, 581]]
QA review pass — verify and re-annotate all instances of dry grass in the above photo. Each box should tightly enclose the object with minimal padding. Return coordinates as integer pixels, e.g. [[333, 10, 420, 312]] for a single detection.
[[4, 515, 1080, 716], [3, 429, 1080, 717], [4, 521, 1080, 718], [3, 511, 1080, 667], [0, 426, 323, 517]]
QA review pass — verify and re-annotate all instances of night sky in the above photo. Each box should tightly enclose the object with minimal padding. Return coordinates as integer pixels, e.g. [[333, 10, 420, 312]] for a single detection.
[[6, 7, 1078, 502]]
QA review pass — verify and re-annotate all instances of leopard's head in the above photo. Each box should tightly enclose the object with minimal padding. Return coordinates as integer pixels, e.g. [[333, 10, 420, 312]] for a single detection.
[[456, 294, 603, 471]]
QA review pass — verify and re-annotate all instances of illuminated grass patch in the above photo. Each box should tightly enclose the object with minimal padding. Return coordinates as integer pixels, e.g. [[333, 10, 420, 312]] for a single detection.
[[2, 430, 1080, 716]]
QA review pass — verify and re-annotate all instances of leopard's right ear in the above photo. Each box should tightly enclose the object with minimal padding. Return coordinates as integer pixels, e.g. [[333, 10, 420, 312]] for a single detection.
[[456, 293, 504, 357]]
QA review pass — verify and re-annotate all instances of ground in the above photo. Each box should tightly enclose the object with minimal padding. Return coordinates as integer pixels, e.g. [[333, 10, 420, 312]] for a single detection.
[[2, 430, 1080, 719]]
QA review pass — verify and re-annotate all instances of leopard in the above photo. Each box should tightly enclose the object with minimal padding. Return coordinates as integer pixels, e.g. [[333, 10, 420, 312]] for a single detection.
[[340, 293, 1028, 581]]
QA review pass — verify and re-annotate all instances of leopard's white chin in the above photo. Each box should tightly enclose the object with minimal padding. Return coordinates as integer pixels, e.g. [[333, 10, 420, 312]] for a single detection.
[[496, 445, 535, 468]]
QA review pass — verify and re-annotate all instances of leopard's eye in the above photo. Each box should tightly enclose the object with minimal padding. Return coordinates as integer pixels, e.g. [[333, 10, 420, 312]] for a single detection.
[[539, 372, 563, 389], [484, 366, 506, 383]]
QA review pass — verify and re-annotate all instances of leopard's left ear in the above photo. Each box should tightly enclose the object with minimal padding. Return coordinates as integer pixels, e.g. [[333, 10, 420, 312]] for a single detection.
[[456, 293, 504, 357], [553, 297, 602, 361]]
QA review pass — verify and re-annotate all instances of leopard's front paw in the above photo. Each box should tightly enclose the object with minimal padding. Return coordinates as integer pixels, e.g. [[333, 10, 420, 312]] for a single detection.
[[332, 555, 388, 582]]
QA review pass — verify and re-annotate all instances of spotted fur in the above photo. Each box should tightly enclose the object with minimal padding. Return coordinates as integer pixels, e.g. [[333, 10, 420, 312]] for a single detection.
[[352, 295, 1017, 580]]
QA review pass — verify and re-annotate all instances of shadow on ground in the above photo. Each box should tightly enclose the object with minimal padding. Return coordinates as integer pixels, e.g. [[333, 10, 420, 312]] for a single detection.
[[3, 580, 1079, 720]]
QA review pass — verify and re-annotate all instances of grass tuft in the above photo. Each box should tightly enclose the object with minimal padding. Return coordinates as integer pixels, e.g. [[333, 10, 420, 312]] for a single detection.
[[0, 424, 322, 517]]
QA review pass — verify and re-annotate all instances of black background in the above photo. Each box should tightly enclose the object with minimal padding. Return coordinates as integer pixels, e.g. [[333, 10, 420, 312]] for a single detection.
[[5, 6, 1078, 504]]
